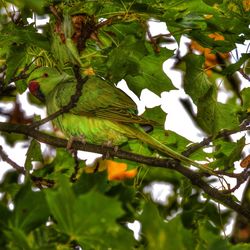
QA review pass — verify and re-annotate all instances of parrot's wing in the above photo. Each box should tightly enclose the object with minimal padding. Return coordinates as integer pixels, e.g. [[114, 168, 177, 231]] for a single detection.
[[89, 107, 157, 125], [53, 77, 157, 125]]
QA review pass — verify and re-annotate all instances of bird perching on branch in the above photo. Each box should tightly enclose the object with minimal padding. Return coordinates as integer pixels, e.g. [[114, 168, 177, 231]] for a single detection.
[[28, 67, 208, 171]]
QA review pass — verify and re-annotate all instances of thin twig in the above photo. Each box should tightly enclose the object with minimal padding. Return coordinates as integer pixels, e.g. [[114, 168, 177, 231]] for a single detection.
[[0, 145, 26, 174], [183, 118, 250, 157], [216, 169, 250, 194]]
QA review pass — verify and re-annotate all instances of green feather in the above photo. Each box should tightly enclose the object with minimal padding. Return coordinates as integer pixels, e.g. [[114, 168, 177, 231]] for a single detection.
[[28, 67, 208, 171]]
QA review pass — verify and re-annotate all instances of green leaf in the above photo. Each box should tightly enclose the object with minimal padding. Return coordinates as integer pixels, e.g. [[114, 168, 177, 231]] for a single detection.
[[241, 87, 250, 110], [0, 25, 49, 50], [0, 170, 20, 201], [10, 0, 47, 14], [24, 139, 43, 171], [33, 149, 76, 179], [45, 177, 135, 249], [125, 48, 176, 95], [197, 93, 239, 135], [190, 31, 236, 53], [184, 54, 214, 104], [184, 54, 239, 134], [107, 35, 146, 82], [73, 171, 110, 196], [150, 128, 191, 154], [5, 44, 27, 84], [209, 137, 245, 169], [142, 106, 167, 126], [230, 244, 250, 250], [179, 178, 192, 205], [10, 181, 50, 233], [128, 139, 153, 156], [140, 202, 195, 250], [222, 53, 250, 75]]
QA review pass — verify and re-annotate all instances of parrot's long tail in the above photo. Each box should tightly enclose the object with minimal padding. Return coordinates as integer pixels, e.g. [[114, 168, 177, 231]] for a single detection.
[[122, 125, 211, 173]]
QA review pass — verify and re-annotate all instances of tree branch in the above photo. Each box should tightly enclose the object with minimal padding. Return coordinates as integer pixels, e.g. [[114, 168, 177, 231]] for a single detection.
[[1, 121, 250, 220], [183, 118, 250, 157]]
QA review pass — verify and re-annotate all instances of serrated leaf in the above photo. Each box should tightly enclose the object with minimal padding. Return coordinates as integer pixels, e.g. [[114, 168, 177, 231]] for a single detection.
[[125, 48, 175, 95], [25, 139, 43, 171]]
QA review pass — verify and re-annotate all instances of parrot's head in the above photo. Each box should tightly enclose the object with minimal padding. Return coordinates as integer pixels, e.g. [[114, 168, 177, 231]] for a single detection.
[[28, 67, 73, 102]]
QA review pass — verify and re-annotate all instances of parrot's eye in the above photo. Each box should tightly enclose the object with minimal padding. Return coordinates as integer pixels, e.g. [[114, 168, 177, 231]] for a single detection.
[[28, 81, 40, 95], [43, 73, 48, 78]]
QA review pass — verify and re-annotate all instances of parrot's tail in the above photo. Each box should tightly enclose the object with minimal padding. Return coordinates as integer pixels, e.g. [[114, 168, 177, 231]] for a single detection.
[[122, 125, 210, 172]]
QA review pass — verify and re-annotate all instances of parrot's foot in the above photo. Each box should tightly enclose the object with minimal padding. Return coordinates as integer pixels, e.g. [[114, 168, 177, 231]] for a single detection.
[[67, 135, 86, 153]]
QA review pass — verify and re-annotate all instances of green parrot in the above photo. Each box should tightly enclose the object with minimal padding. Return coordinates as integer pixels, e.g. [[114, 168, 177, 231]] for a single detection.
[[28, 67, 206, 170]]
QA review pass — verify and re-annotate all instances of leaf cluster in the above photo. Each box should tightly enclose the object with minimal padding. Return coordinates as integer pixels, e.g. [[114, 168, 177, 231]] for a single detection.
[[0, 0, 250, 249]]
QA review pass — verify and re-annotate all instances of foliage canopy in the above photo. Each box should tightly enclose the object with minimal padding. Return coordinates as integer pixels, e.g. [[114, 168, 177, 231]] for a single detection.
[[0, 0, 250, 249]]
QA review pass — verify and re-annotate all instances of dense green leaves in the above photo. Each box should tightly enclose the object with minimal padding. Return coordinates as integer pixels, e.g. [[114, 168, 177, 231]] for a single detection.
[[0, 0, 250, 249]]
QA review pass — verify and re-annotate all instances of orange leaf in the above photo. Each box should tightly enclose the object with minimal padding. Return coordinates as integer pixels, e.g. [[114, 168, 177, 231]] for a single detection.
[[190, 33, 229, 76], [106, 160, 137, 181], [208, 32, 225, 41]]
